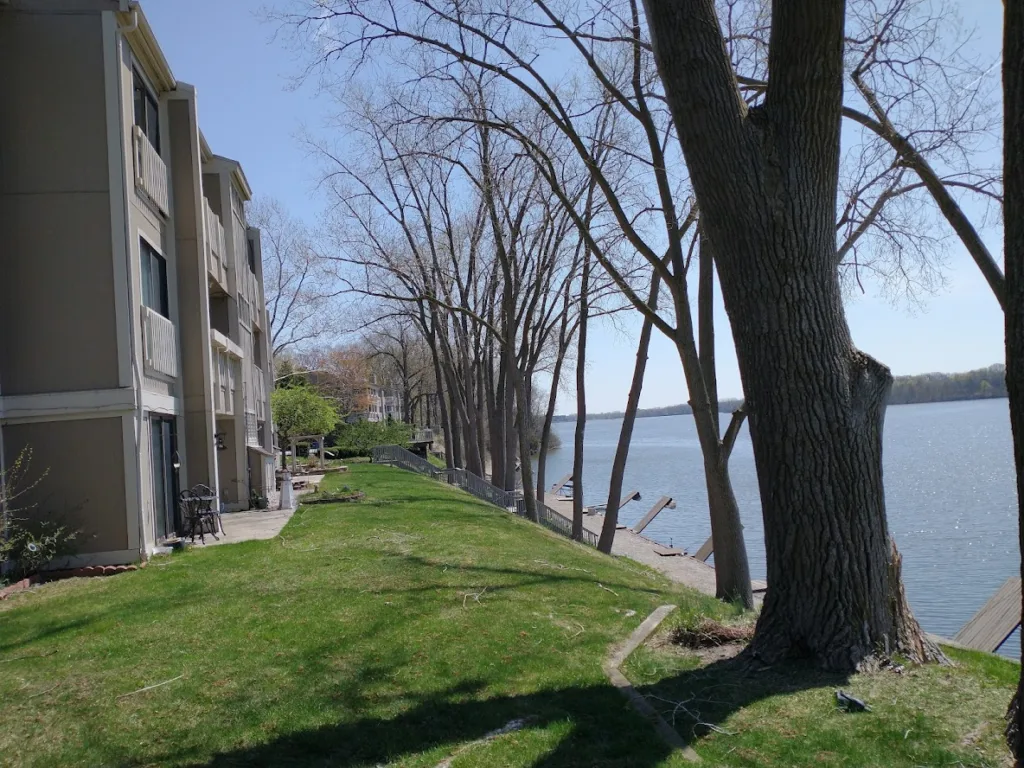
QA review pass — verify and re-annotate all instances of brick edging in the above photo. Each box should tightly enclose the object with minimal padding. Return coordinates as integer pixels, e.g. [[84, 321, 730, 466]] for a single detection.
[[0, 562, 147, 601]]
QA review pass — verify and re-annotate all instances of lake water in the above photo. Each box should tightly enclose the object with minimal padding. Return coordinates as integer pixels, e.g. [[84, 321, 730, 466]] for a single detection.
[[540, 399, 1022, 658]]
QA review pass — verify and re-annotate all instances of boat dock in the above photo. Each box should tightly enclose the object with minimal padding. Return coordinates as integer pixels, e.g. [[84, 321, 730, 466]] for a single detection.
[[544, 494, 767, 597]]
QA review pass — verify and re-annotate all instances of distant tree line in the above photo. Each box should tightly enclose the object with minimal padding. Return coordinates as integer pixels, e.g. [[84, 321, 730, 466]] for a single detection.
[[887, 364, 1007, 405], [556, 364, 1007, 423]]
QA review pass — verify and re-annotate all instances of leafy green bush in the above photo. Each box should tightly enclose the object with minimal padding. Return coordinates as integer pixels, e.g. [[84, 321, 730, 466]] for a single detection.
[[329, 420, 413, 457]]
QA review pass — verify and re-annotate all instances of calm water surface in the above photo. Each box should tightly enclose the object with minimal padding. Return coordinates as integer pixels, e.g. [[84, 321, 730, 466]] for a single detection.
[[540, 400, 1021, 658]]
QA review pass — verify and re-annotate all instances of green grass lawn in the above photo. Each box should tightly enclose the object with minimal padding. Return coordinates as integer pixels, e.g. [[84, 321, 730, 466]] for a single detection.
[[0, 464, 1017, 767]]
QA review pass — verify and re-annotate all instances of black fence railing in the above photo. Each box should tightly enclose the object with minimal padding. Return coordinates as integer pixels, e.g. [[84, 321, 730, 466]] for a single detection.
[[372, 445, 597, 548]]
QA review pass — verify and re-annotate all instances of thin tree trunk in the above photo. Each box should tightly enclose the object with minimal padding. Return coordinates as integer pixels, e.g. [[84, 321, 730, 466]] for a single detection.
[[475, 362, 488, 472], [488, 354, 505, 487], [698, 232, 720, 435], [1004, 0, 1024, 756], [503, 351, 517, 490], [428, 334, 454, 468], [571, 250, 591, 541], [509, 360, 539, 522], [695, 232, 752, 607], [537, 308, 572, 507], [600, 271, 661, 553]]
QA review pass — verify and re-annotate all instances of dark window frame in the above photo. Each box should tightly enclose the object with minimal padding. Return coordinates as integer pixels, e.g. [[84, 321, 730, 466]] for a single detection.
[[132, 68, 160, 153], [140, 238, 169, 319]]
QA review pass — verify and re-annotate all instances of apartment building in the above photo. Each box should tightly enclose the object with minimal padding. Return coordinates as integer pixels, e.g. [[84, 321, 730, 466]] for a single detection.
[[0, 0, 276, 565], [365, 381, 403, 423]]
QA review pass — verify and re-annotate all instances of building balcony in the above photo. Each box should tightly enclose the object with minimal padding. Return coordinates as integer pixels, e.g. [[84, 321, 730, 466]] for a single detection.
[[211, 330, 243, 416], [252, 364, 267, 422], [141, 306, 178, 378], [132, 126, 169, 216], [205, 201, 228, 291]]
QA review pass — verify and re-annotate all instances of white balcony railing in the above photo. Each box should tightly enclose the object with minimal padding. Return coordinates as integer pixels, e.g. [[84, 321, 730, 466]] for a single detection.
[[205, 201, 227, 288], [213, 350, 237, 416], [244, 412, 260, 447], [142, 306, 178, 378], [132, 126, 169, 216], [252, 365, 266, 421]]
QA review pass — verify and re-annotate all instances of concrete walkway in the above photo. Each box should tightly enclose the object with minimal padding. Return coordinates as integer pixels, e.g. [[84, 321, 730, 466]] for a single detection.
[[546, 496, 765, 598], [192, 474, 325, 548]]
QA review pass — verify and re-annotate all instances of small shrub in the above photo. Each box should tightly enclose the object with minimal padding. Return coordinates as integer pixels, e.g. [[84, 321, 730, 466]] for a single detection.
[[1, 447, 79, 583]]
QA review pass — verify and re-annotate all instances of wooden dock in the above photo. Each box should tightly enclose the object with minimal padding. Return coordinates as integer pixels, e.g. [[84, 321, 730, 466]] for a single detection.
[[631, 496, 675, 535], [954, 577, 1021, 653]]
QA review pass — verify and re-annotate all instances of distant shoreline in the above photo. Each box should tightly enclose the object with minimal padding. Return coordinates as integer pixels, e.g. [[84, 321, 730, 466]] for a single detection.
[[552, 394, 1009, 423], [553, 364, 1008, 423]]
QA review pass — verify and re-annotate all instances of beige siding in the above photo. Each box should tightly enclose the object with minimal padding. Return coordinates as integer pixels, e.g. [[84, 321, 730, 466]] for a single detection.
[[2, 418, 129, 554], [0, 12, 119, 396]]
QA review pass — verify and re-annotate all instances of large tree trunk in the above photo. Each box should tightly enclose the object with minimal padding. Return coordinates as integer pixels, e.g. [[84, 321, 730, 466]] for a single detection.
[[599, 271, 661, 553], [644, 0, 933, 667], [571, 251, 590, 541], [1004, 0, 1024, 757]]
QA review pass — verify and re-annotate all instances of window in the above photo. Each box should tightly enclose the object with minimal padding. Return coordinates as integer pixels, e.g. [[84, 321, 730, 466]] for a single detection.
[[140, 239, 169, 318], [247, 237, 256, 273], [133, 69, 160, 152]]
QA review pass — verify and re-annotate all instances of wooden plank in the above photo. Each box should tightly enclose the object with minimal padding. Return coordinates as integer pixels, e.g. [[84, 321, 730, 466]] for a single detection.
[[549, 473, 573, 496], [618, 489, 641, 509], [631, 496, 675, 535], [693, 535, 714, 562], [954, 577, 1021, 652], [653, 545, 684, 557]]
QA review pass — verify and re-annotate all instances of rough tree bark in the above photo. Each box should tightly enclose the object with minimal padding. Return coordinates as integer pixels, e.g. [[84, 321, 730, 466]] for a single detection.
[[644, 0, 934, 667], [1004, 0, 1024, 757]]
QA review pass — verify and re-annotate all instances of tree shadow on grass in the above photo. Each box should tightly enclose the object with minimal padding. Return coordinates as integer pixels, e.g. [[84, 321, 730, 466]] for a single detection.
[[145, 655, 849, 768]]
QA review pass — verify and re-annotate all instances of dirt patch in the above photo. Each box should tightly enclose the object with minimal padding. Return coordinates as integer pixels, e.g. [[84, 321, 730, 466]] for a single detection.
[[671, 618, 753, 649], [665, 619, 752, 664]]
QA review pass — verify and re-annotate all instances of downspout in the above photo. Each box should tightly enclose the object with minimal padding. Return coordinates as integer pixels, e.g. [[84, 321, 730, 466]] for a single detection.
[[116, 11, 147, 558]]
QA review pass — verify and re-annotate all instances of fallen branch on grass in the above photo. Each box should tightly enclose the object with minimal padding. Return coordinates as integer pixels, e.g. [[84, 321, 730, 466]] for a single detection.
[[433, 718, 531, 767], [116, 674, 184, 699], [276, 535, 319, 552], [461, 587, 488, 609], [597, 583, 619, 597], [1, 650, 56, 664], [27, 680, 63, 700]]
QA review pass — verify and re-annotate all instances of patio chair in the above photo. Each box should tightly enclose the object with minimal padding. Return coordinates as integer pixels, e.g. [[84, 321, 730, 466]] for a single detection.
[[190, 484, 223, 536], [179, 488, 219, 544]]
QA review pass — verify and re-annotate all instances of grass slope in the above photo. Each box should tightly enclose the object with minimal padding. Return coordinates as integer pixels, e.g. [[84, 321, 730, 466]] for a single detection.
[[624, 612, 1018, 767], [0, 464, 1016, 767], [0, 464, 719, 767]]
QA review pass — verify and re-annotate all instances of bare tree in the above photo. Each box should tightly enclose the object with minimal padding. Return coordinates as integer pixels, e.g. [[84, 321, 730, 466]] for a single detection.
[[249, 197, 348, 357]]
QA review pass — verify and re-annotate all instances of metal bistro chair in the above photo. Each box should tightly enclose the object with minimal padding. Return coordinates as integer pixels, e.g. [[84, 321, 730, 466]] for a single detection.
[[179, 486, 220, 544], [191, 484, 223, 536]]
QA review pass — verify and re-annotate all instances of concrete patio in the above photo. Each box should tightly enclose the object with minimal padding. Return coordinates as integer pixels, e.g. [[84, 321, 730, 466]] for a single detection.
[[190, 474, 325, 548]]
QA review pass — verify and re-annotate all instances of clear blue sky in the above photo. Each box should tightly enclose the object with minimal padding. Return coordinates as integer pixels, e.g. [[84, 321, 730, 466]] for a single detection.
[[142, 0, 1007, 415]]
